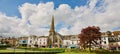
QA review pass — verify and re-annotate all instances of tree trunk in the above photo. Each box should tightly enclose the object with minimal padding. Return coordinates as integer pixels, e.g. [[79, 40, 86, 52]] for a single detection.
[[82, 44, 86, 50], [89, 42, 91, 52]]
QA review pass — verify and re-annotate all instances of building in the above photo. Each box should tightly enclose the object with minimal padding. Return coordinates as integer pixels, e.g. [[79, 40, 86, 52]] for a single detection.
[[63, 35, 79, 48], [101, 31, 120, 50], [101, 32, 109, 49], [38, 36, 47, 47], [6, 37, 18, 46], [0, 36, 4, 44], [27, 35, 38, 47], [47, 16, 63, 48], [0, 36, 18, 46], [18, 37, 28, 47]]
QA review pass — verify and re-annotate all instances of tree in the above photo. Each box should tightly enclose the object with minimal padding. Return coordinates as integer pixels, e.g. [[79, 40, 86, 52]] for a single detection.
[[106, 31, 112, 36], [78, 26, 101, 52]]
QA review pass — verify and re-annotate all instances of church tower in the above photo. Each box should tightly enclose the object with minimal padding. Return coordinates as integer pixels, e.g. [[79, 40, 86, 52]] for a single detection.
[[48, 16, 55, 48], [48, 16, 63, 48]]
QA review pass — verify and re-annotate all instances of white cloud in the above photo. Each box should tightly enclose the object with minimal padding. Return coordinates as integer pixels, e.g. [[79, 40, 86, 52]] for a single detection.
[[0, 12, 24, 37], [0, 0, 120, 37]]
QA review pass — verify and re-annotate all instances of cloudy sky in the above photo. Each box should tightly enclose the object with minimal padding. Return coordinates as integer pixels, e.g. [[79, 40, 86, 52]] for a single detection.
[[0, 0, 120, 37]]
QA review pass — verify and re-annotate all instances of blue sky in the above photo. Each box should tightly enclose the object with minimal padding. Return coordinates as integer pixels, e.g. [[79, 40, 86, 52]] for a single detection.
[[0, 0, 39, 18], [0, 0, 87, 18]]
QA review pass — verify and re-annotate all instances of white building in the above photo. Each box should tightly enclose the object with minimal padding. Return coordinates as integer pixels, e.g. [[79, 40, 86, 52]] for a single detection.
[[101, 32, 109, 49], [63, 40, 71, 47], [27, 35, 38, 47], [101, 31, 120, 50], [38, 36, 47, 47], [63, 35, 79, 48]]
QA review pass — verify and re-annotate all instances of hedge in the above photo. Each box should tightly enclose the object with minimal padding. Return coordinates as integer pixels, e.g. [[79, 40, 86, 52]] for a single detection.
[[0, 44, 11, 49]]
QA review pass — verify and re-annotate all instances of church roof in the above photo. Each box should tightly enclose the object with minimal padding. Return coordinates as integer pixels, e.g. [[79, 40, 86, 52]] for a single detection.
[[55, 32, 64, 40]]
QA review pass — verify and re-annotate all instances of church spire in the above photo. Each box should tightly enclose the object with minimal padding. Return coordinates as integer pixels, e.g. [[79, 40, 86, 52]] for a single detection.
[[49, 16, 55, 32]]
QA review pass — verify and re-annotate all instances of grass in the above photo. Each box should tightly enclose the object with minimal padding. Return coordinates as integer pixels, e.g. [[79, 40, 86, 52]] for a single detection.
[[0, 49, 31, 52], [58, 51, 120, 54], [57, 48, 120, 54], [1, 48, 120, 54], [58, 48, 95, 54], [0, 49, 63, 54], [17, 47, 65, 52], [0, 48, 65, 53], [57, 52, 96, 54]]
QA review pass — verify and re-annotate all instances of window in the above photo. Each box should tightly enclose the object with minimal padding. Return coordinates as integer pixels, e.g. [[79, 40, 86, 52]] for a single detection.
[[44, 39, 46, 41], [66, 42, 69, 45], [72, 41, 74, 44], [104, 37, 106, 40], [73, 37, 76, 39], [44, 42, 45, 44], [104, 41, 106, 44], [40, 39, 41, 41], [68, 37, 71, 40], [100, 41, 101, 44], [40, 42, 41, 44], [30, 40, 32, 43], [64, 37, 67, 40], [23, 40, 26, 43], [35, 42, 37, 44]]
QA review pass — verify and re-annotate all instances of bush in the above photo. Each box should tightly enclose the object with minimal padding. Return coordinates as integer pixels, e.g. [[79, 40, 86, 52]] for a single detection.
[[70, 48, 81, 52], [38, 48, 65, 52], [0, 44, 11, 49]]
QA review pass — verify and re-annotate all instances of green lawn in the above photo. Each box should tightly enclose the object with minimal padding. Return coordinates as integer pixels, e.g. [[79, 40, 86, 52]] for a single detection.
[[1, 50, 120, 54], [0, 48, 65, 53], [58, 51, 120, 54], [0, 49, 31, 52], [57, 52, 96, 54], [1, 48, 120, 54], [57, 48, 120, 54]]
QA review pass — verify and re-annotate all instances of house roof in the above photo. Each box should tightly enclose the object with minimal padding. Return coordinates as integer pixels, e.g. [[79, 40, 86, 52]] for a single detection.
[[113, 31, 120, 36], [18, 37, 28, 40], [102, 31, 120, 36], [38, 36, 48, 38]]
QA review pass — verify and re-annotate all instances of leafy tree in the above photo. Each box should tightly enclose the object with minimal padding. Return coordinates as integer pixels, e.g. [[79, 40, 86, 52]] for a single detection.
[[106, 31, 112, 36], [78, 26, 101, 52]]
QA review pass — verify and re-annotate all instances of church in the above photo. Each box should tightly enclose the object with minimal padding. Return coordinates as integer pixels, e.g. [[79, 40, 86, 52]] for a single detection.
[[47, 16, 63, 48]]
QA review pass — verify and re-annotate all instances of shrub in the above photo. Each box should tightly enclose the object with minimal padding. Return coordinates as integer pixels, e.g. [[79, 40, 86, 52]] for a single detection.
[[0, 44, 11, 49], [70, 48, 81, 52]]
